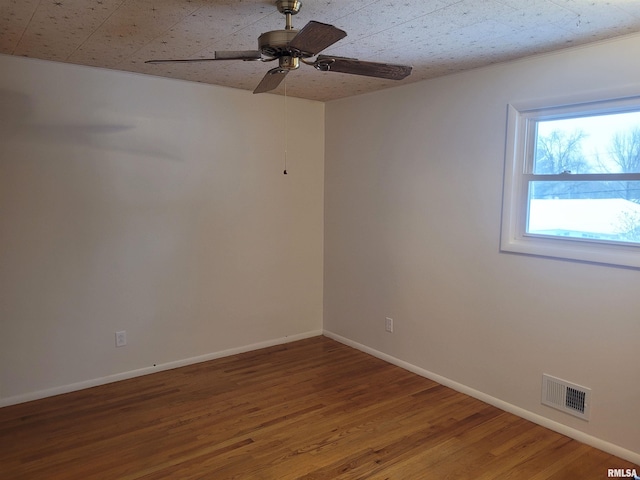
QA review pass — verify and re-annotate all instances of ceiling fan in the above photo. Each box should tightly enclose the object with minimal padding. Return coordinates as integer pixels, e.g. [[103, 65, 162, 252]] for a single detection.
[[145, 0, 412, 94]]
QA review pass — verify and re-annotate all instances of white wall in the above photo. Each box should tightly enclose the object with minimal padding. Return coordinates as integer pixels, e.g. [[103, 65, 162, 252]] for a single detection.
[[0, 54, 324, 403], [324, 34, 640, 460]]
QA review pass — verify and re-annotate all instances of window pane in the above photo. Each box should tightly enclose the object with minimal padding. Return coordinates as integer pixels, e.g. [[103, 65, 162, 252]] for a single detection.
[[527, 181, 640, 244], [534, 111, 640, 174]]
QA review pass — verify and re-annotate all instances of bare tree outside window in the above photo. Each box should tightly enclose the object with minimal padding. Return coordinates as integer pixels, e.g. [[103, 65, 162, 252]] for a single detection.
[[608, 127, 640, 207], [534, 129, 588, 175], [617, 209, 640, 242], [610, 127, 640, 174], [532, 129, 589, 200]]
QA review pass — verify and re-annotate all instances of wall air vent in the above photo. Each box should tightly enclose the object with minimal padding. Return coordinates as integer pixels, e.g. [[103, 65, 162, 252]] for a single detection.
[[541, 374, 591, 421]]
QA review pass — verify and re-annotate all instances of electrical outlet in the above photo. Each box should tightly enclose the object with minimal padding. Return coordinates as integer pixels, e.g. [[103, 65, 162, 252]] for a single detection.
[[115, 330, 127, 347], [385, 317, 394, 333]]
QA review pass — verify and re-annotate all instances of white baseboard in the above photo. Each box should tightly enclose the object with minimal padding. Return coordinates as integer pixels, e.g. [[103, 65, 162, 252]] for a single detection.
[[0, 330, 322, 408], [323, 330, 640, 466]]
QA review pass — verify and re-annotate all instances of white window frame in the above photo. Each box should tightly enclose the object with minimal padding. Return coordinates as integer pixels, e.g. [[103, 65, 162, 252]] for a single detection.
[[501, 93, 640, 269]]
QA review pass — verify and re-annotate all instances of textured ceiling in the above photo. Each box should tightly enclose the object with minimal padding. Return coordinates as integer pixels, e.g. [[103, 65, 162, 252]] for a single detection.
[[2, 0, 640, 101]]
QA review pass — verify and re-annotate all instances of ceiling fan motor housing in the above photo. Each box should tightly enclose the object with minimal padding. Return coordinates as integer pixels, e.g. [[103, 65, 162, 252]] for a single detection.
[[260, 0, 308, 63], [258, 29, 301, 58]]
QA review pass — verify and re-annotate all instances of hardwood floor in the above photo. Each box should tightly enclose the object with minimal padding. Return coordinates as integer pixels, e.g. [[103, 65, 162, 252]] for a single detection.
[[0, 336, 636, 479]]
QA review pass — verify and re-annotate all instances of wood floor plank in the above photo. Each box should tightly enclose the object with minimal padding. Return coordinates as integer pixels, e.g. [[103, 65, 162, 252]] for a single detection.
[[0, 336, 636, 479]]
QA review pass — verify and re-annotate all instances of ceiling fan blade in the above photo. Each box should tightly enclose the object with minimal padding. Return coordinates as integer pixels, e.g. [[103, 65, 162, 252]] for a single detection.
[[288, 21, 347, 55], [145, 51, 261, 64], [253, 67, 289, 94], [314, 55, 412, 80]]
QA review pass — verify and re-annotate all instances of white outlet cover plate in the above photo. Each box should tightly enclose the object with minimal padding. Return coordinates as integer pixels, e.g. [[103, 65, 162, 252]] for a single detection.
[[385, 317, 393, 333], [115, 331, 127, 347]]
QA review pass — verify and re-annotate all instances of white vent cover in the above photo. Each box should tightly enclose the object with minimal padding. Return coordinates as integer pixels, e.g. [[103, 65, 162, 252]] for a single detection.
[[541, 374, 591, 421]]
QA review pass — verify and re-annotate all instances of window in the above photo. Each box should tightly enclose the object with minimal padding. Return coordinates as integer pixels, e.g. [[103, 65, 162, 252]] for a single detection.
[[501, 94, 640, 268]]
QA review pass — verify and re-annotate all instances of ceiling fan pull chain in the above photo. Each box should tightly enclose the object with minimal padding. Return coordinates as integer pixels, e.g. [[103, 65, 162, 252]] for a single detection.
[[283, 79, 288, 175]]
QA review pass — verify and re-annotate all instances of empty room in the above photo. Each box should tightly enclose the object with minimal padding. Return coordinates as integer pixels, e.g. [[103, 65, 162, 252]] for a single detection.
[[1, 0, 639, 478]]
